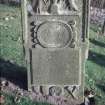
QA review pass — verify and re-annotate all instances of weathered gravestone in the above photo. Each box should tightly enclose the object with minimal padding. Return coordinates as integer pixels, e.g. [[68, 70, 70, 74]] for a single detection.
[[21, 0, 90, 104]]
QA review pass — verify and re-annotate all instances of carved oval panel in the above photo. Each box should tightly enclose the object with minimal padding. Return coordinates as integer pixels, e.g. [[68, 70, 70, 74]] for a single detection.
[[37, 21, 73, 48]]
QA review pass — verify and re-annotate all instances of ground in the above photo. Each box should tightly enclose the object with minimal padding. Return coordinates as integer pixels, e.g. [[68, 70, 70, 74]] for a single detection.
[[85, 24, 105, 105], [0, 4, 105, 105]]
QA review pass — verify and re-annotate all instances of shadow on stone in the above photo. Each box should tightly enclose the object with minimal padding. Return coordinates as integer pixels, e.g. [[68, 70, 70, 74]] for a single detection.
[[0, 58, 27, 90], [89, 39, 105, 48], [88, 51, 105, 67], [80, 103, 85, 105]]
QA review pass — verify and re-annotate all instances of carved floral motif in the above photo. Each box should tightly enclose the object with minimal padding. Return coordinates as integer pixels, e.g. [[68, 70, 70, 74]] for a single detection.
[[31, 0, 78, 15]]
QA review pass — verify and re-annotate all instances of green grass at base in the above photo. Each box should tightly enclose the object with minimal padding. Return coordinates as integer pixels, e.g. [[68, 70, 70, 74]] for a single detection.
[[1, 92, 52, 105]]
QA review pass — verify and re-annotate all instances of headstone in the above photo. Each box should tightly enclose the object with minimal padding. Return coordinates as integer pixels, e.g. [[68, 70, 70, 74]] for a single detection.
[[21, 0, 90, 104]]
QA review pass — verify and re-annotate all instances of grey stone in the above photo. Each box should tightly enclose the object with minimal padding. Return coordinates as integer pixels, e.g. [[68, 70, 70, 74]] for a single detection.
[[21, 0, 90, 104]]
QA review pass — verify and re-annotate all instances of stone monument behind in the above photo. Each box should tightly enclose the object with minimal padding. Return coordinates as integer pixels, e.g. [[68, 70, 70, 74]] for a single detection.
[[22, 0, 90, 103]]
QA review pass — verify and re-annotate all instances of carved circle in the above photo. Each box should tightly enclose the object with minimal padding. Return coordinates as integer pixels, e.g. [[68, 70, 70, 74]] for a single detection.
[[36, 21, 73, 48]]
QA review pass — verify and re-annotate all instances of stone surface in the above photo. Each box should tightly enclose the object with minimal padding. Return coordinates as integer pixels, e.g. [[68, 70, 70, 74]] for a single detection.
[[21, 0, 90, 103], [30, 48, 81, 85], [30, 0, 82, 15]]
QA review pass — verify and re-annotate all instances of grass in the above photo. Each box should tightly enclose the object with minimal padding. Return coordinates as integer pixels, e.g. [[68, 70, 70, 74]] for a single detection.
[[0, 4, 105, 105], [1, 92, 52, 105], [0, 4, 24, 66], [0, 4, 27, 89], [85, 24, 105, 105]]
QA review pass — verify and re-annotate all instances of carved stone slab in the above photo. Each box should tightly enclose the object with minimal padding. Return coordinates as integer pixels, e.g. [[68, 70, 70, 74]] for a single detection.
[[30, 48, 81, 85], [29, 15, 80, 49], [30, 0, 82, 15], [21, 0, 90, 103], [28, 15, 81, 85]]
